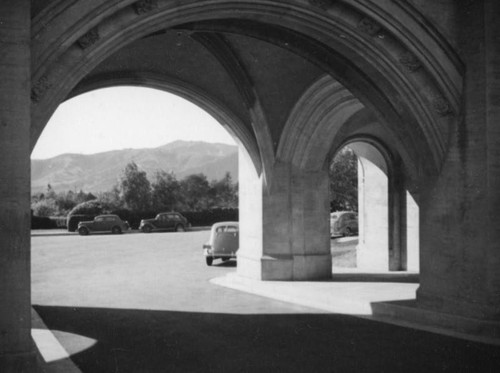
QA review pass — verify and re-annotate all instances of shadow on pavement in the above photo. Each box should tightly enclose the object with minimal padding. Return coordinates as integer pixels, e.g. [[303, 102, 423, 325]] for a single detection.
[[330, 273, 419, 283], [34, 305, 500, 373]]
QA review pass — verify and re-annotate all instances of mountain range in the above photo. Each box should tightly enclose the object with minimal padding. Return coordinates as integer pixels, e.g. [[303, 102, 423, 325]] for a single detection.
[[31, 140, 238, 194]]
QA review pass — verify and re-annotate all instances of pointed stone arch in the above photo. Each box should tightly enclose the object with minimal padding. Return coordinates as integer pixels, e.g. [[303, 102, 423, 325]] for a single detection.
[[31, 0, 463, 182]]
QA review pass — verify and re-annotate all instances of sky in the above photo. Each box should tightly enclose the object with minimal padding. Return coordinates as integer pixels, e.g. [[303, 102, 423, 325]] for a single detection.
[[31, 86, 236, 159]]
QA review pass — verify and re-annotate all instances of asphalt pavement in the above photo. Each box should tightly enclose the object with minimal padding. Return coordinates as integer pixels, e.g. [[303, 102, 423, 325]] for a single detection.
[[31, 231, 500, 372]]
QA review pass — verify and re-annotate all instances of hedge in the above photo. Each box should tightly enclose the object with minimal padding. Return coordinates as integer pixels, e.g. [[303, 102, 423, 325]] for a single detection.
[[67, 214, 96, 232], [31, 215, 69, 230], [107, 209, 238, 229], [31, 216, 57, 229], [66, 210, 154, 230], [109, 209, 156, 230], [66, 208, 239, 231], [180, 208, 238, 227], [51, 216, 68, 228]]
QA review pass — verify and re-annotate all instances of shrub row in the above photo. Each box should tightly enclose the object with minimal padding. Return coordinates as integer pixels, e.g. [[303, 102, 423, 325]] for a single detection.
[[31, 215, 68, 229], [66, 208, 239, 231], [109, 209, 156, 230], [109, 208, 239, 229], [67, 214, 96, 232], [180, 208, 238, 227], [31, 216, 58, 229], [52, 216, 68, 228]]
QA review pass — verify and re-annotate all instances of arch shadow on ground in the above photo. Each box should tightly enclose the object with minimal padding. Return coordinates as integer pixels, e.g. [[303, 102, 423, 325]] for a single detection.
[[33, 305, 500, 373]]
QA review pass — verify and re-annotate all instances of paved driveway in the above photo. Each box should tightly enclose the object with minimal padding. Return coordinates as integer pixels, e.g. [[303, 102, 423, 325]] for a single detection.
[[32, 231, 500, 372], [32, 230, 318, 313]]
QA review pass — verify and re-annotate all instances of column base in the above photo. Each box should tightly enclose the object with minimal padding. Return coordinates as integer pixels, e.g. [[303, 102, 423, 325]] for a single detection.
[[237, 253, 332, 281]]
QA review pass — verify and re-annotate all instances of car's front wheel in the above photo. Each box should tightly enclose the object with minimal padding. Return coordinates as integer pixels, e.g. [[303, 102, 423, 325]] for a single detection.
[[112, 226, 122, 234], [78, 227, 89, 236], [142, 225, 152, 233], [175, 224, 185, 232], [206, 257, 213, 266]]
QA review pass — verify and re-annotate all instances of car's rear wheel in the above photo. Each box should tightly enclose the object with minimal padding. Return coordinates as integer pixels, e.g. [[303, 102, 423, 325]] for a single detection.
[[175, 224, 185, 232], [142, 225, 152, 233], [112, 226, 122, 234], [78, 227, 89, 236], [206, 257, 213, 266]]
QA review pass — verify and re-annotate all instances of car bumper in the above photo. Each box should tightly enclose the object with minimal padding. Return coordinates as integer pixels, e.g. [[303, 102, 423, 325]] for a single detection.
[[203, 248, 237, 258]]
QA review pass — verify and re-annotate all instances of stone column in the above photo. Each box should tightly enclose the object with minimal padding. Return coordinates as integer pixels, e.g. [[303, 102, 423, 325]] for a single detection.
[[237, 150, 332, 280], [0, 1, 36, 372], [484, 0, 500, 317], [405, 192, 419, 272], [417, 0, 500, 321], [356, 156, 389, 271], [237, 147, 264, 278]]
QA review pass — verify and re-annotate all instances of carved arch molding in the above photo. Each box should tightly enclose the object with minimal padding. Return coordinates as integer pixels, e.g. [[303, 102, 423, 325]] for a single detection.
[[31, 0, 463, 178]]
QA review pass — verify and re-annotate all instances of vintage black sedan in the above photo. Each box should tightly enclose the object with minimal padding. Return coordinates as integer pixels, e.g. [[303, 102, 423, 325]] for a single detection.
[[139, 212, 190, 233], [77, 214, 130, 235]]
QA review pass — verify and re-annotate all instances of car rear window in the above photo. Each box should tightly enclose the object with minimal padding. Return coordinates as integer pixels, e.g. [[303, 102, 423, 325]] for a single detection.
[[216, 226, 238, 233]]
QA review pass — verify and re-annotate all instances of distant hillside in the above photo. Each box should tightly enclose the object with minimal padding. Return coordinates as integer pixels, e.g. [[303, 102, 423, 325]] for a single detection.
[[31, 141, 238, 194]]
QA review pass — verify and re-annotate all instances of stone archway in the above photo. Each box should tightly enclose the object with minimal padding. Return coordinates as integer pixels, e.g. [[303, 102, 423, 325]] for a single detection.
[[281, 73, 420, 274], [7, 1, 500, 370], [31, 0, 461, 178], [345, 140, 419, 273], [28, 2, 460, 282]]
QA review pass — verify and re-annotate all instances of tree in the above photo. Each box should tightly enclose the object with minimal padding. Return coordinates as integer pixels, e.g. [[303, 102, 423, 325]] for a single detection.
[[329, 147, 358, 211], [30, 161, 239, 215], [31, 199, 57, 217], [74, 190, 96, 204], [96, 184, 123, 211], [119, 162, 151, 211], [180, 173, 210, 211], [151, 171, 182, 211], [53, 191, 78, 214], [45, 184, 57, 200], [31, 185, 99, 216], [209, 172, 238, 208]]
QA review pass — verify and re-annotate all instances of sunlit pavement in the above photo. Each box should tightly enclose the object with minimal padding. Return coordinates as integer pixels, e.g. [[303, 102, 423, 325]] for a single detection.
[[212, 273, 418, 316], [32, 231, 500, 372]]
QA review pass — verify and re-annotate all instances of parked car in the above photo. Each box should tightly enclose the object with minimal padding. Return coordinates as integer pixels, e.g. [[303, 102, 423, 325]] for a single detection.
[[139, 212, 190, 233], [77, 214, 130, 236], [203, 222, 239, 266], [330, 211, 358, 237]]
